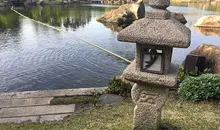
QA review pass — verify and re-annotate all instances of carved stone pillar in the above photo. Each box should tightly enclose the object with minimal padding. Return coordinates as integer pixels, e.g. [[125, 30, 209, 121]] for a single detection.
[[131, 83, 169, 130]]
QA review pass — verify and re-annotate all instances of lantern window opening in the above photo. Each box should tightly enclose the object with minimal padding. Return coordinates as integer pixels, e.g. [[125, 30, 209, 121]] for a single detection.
[[140, 45, 165, 74]]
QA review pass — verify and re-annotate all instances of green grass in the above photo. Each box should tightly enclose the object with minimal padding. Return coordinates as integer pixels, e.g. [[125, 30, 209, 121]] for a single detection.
[[0, 97, 219, 130], [162, 98, 220, 130]]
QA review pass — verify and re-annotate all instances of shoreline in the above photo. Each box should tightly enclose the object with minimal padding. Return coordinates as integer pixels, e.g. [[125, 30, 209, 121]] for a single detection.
[[0, 0, 218, 8], [0, 87, 107, 99]]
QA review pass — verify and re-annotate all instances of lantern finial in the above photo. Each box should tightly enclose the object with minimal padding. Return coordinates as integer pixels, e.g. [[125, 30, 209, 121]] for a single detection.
[[146, 0, 171, 20]]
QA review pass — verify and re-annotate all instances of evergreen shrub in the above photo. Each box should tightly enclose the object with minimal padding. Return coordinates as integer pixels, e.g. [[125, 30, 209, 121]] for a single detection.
[[178, 74, 220, 101], [106, 77, 132, 97]]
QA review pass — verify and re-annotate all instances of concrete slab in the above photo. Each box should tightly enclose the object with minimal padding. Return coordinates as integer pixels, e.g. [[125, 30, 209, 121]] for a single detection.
[[0, 104, 75, 118], [0, 97, 53, 108], [0, 114, 71, 123], [0, 116, 39, 124], [0, 87, 105, 123], [0, 87, 106, 99]]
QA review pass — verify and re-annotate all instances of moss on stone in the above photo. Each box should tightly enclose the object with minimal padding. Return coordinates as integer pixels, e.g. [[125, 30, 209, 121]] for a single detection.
[[50, 95, 98, 105]]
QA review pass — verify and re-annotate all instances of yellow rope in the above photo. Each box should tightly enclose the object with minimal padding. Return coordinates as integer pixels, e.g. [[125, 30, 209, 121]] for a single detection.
[[11, 6, 132, 64]]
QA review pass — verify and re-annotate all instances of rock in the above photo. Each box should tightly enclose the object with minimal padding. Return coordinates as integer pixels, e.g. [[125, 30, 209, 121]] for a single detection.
[[96, 0, 145, 25], [99, 94, 123, 104], [171, 12, 187, 24], [97, 3, 187, 28], [187, 44, 220, 74], [194, 15, 220, 27]]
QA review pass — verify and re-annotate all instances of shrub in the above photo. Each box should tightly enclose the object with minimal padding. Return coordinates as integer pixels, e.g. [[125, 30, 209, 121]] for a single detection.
[[106, 77, 132, 97], [178, 66, 211, 82], [178, 66, 186, 82], [178, 74, 220, 101]]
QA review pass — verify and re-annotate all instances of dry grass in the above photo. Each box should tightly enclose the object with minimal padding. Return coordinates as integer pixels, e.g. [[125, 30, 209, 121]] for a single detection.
[[0, 95, 219, 130], [162, 97, 220, 130]]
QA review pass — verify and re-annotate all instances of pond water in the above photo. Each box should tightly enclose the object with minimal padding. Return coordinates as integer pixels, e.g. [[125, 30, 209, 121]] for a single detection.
[[0, 3, 220, 92]]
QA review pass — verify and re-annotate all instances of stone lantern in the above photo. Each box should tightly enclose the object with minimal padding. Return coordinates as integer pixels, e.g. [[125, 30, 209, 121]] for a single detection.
[[117, 0, 191, 129]]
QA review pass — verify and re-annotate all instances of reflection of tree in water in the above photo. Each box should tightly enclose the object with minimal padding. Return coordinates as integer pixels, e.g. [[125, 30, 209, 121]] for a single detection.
[[20, 6, 99, 30], [207, 3, 220, 12], [0, 8, 19, 30], [63, 6, 92, 30], [0, 5, 114, 31], [187, 3, 220, 12], [24, 6, 113, 30], [20, 6, 65, 26], [171, 2, 220, 12], [62, 6, 113, 30]]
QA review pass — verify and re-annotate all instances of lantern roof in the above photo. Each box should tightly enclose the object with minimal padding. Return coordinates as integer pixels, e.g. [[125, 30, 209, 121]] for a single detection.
[[117, 18, 191, 48]]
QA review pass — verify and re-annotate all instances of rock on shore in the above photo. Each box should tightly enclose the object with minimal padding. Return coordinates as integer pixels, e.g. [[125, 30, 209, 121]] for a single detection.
[[97, 3, 187, 27], [96, 0, 145, 25], [194, 15, 220, 27], [187, 44, 220, 74]]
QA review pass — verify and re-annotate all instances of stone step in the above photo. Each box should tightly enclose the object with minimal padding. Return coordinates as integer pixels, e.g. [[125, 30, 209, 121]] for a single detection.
[[0, 114, 71, 123], [0, 104, 75, 118], [0, 87, 106, 99], [0, 97, 53, 108]]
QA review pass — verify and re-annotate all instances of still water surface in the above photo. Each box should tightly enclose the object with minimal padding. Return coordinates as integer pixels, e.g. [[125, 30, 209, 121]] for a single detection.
[[0, 3, 220, 92]]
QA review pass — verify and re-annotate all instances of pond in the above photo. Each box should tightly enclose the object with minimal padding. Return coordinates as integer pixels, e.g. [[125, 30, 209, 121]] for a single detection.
[[0, 3, 220, 92]]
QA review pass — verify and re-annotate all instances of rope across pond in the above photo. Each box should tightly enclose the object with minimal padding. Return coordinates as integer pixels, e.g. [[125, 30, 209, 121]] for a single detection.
[[11, 6, 132, 64]]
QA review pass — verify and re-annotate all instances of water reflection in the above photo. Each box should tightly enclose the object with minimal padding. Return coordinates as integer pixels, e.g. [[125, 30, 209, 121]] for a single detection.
[[0, 8, 19, 30], [195, 27, 220, 36], [20, 6, 92, 28], [171, 2, 220, 12], [0, 5, 114, 30], [101, 22, 123, 32], [170, 3, 220, 37]]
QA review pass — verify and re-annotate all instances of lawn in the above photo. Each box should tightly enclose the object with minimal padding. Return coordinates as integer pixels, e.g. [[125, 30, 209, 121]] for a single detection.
[[0, 94, 219, 130]]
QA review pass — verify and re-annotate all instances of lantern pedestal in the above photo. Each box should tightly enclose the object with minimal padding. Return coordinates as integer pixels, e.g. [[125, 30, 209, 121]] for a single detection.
[[123, 61, 178, 130], [131, 83, 169, 130]]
